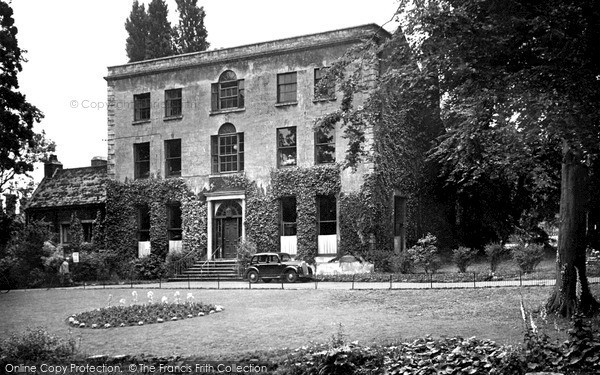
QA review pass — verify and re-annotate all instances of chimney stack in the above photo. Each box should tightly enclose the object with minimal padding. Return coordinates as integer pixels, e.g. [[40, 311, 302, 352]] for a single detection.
[[91, 156, 108, 167], [44, 154, 63, 178]]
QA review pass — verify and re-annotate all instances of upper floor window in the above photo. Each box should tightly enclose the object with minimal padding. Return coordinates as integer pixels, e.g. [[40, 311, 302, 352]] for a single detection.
[[134, 142, 150, 179], [211, 123, 244, 173], [277, 72, 297, 103], [314, 67, 335, 99], [211, 70, 245, 111], [134, 93, 150, 121], [277, 127, 297, 167], [165, 88, 182, 117], [165, 139, 181, 177], [315, 128, 335, 164]]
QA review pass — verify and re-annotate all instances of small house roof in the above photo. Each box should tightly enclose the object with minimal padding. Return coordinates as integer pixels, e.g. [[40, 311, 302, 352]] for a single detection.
[[27, 165, 107, 210]]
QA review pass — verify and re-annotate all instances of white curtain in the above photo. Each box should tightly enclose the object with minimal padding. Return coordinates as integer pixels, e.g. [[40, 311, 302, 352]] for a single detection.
[[318, 234, 337, 254], [280, 235, 297, 255], [138, 241, 151, 258]]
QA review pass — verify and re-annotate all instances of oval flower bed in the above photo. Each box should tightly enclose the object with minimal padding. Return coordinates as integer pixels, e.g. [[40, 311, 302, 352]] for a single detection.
[[67, 291, 224, 329]]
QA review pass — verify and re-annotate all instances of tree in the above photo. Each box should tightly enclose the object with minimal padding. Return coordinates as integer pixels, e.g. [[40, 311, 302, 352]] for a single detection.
[[145, 0, 174, 59], [125, 0, 149, 62], [174, 0, 209, 54], [322, 0, 599, 316], [0, 1, 54, 201]]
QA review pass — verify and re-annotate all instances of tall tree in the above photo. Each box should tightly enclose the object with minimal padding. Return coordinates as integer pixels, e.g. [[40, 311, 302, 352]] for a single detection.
[[145, 0, 174, 59], [174, 0, 209, 54], [125, 0, 149, 62], [322, 0, 599, 316], [0, 1, 54, 199]]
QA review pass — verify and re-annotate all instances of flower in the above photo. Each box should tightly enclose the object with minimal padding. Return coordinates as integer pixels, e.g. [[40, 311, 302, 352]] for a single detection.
[[171, 316, 178, 321], [92, 324, 98, 329], [157, 318, 164, 323], [119, 298, 126, 306], [73, 320, 79, 325], [107, 294, 113, 307], [132, 291, 138, 303], [68, 317, 75, 323], [187, 314, 193, 318], [186, 293, 194, 302], [161, 296, 168, 304], [138, 321, 144, 326], [120, 323, 126, 327], [209, 310, 215, 314], [215, 305, 224, 312], [198, 312, 205, 317], [79, 323, 86, 328], [174, 291, 181, 304], [104, 323, 111, 328], [147, 291, 154, 303]]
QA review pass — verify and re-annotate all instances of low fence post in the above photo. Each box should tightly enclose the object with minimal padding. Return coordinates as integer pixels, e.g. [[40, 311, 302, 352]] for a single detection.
[[519, 272, 522, 287], [217, 274, 220, 290], [159, 277, 162, 289], [315, 279, 318, 290], [188, 274, 191, 289], [352, 274, 355, 290], [473, 272, 476, 288], [389, 274, 393, 290], [429, 273, 433, 289]]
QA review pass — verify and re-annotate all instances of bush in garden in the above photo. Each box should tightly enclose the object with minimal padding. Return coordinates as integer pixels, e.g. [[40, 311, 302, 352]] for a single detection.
[[71, 250, 111, 282], [390, 252, 413, 274], [407, 233, 440, 274], [0, 327, 77, 364], [131, 254, 167, 280], [452, 246, 478, 273], [165, 249, 198, 277], [512, 243, 544, 273], [235, 239, 257, 275], [484, 242, 506, 272]]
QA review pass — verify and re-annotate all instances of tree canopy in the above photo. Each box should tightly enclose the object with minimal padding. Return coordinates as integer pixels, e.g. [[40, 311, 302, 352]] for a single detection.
[[0, 0, 54, 199]]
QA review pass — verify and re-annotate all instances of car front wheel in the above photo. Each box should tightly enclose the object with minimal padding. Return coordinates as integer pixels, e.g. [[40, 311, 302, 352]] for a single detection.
[[247, 270, 259, 284], [284, 270, 298, 283]]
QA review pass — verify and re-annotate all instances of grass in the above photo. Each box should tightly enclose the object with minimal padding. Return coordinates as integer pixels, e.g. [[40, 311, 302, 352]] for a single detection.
[[2, 285, 598, 358]]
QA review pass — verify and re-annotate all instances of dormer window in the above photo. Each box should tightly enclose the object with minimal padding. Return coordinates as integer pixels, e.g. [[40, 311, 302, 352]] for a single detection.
[[211, 70, 245, 112]]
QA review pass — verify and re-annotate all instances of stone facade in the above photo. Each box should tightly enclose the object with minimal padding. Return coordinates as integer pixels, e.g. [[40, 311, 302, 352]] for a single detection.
[[105, 24, 390, 260]]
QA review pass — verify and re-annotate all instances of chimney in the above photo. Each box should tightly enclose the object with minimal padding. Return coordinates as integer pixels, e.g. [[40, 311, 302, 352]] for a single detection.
[[44, 154, 63, 178], [91, 156, 108, 167]]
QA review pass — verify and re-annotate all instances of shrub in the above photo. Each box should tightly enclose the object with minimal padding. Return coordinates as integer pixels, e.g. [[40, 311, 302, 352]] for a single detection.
[[236, 239, 257, 275], [407, 233, 440, 274], [131, 254, 167, 280], [165, 249, 198, 277], [484, 242, 506, 272], [452, 246, 477, 273], [0, 327, 76, 364], [512, 243, 544, 273], [71, 251, 111, 282], [390, 252, 413, 274]]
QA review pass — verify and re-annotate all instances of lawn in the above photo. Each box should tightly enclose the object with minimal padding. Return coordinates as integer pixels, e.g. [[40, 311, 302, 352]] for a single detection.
[[3, 285, 595, 358]]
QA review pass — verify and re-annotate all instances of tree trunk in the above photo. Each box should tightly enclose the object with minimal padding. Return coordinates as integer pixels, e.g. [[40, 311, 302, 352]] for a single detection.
[[546, 146, 599, 317]]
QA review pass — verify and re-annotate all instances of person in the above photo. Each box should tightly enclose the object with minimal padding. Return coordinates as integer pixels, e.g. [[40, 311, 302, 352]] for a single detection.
[[59, 257, 71, 286]]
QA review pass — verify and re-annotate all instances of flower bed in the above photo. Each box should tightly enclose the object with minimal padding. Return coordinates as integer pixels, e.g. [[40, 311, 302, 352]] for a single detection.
[[67, 291, 223, 329]]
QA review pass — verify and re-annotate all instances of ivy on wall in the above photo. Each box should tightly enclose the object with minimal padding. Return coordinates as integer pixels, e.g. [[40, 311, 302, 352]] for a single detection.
[[106, 178, 207, 261], [271, 164, 341, 262]]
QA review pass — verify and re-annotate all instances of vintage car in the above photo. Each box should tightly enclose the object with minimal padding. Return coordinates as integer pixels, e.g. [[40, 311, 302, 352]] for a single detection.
[[244, 252, 313, 283]]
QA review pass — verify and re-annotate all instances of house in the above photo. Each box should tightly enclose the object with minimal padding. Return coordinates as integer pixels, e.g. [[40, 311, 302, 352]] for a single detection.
[[26, 155, 107, 245], [104, 24, 420, 266]]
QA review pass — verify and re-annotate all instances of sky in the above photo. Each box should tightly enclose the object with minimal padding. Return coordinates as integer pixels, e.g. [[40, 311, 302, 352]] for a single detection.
[[10, 0, 400, 182]]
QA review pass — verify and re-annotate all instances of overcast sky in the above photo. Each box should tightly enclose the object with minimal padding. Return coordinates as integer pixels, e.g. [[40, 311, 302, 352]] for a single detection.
[[11, 0, 399, 181]]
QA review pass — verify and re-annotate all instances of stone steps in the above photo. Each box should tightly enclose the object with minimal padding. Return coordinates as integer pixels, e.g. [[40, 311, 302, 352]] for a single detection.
[[170, 259, 241, 281]]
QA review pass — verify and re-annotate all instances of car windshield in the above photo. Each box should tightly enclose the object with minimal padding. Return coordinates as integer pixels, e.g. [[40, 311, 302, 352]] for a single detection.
[[280, 253, 291, 261]]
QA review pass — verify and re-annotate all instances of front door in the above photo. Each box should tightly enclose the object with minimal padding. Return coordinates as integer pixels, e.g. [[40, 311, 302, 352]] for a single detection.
[[222, 218, 239, 259]]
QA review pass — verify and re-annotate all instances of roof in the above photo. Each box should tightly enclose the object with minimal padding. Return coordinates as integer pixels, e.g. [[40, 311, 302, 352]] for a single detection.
[[106, 24, 391, 81], [27, 166, 107, 210]]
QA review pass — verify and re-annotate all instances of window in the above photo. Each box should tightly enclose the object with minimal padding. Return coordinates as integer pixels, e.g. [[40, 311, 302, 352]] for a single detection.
[[134, 93, 150, 121], [394, 196, 407, 251], [277, 127, 297, 167], [167, 202, 182, 240], [60, 224, 71, 244], [277, 72, 297, 103], [60, 222, 93, 244], [281, 197, 297, 236], [165, 139, 181, 177], [315, 128, 335, 164], [137, 204, 150, 241], [134, 142, 150, 179], [211, 123, 244, 173], [165, 88, 182, 117], [314, 67, 335, 99], [211, 70, 245, 111], [317, 195, 337, 235]]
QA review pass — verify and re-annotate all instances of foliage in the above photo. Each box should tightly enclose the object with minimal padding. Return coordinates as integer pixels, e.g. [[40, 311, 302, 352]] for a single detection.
[[173, 0, 209, 54], [131, 254, 168, 280], [69, 295, 219, 328], [390, 252, 413, 274], [407, 233, 440, 274], [0, 327, 76, 364], [146, 0, 174, 59], [452, 246, 478, 273], [124, 0, 148, 62], [70, 250, 111, 282], [271, 165, 341, 263], [91, 210, 106, 249], [512, 243, 544, 273], [68, 213, 84, 252], [0, 1, 54, 195], [235, 239, 257, 275], [485, 242, 507, 273]]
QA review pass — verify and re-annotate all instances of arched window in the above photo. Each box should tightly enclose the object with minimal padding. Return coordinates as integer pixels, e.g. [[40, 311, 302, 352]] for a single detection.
[[211, 70, 245, 111], [215, 201, 242, 218], [211, 123, 244, 173]]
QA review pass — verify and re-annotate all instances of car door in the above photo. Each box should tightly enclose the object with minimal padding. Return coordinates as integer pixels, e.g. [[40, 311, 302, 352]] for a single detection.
[[262, 254, 281, 278]]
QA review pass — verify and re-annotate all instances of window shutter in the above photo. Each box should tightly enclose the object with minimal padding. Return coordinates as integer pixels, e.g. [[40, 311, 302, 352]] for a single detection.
[[211, 83, 218, 111], [211, 135, 218, 173], [238, 80, 245, 108]]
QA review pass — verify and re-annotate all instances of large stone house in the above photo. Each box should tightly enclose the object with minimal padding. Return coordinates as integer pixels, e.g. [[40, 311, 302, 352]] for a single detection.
[[104, 24, 412, 265]]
